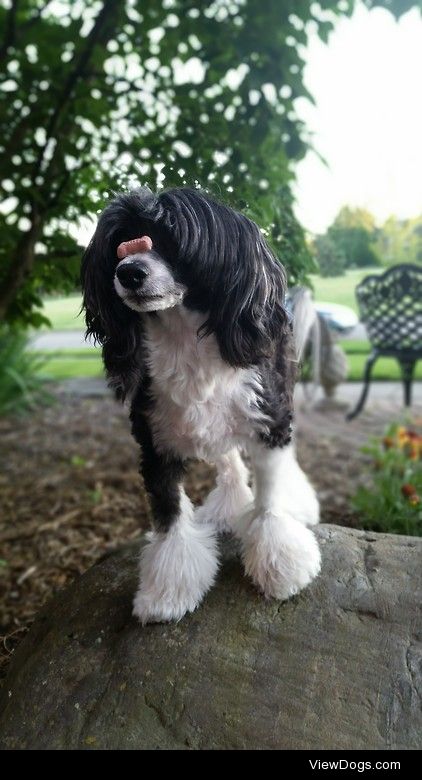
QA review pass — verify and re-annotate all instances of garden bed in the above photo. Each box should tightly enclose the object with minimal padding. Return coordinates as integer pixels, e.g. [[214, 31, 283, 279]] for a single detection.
[[1, 386, 420, 679]]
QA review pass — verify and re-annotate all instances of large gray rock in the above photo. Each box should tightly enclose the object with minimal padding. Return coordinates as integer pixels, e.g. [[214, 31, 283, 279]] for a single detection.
[[0, 525, 421, 750]]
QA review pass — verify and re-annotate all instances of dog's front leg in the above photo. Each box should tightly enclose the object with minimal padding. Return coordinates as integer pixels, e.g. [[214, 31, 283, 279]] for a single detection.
[[235, 441, 321, 601], [194, 449, 253, 532], [132, 422, 218, 624]]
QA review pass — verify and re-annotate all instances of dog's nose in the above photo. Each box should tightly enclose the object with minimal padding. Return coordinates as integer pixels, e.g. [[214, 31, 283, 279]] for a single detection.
[[116, 262, 149, 290]]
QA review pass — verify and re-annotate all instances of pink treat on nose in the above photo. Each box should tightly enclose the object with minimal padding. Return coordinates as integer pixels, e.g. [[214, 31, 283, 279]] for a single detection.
[[117, 235, 153, 259]]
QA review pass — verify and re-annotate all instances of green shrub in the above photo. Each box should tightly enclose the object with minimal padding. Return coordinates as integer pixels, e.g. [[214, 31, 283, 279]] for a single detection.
[[0, 326, 51, 416], [353, 424, 422, 536]]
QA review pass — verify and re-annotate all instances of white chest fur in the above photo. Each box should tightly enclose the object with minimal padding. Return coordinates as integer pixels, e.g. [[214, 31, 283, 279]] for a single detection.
[[143, 308, 268, 460]]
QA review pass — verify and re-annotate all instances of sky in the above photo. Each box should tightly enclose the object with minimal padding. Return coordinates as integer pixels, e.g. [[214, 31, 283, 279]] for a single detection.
[[293, 2, 422, 234]]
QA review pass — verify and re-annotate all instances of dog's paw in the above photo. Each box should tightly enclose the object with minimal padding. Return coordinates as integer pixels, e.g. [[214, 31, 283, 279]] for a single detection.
[[236, 510, 321, 600], [133, 590, 197, 624], [132, 520, 219, 625]]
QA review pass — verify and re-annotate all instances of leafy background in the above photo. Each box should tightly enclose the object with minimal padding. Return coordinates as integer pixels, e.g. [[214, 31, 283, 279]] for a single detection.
[[0, 0, 420, 326]]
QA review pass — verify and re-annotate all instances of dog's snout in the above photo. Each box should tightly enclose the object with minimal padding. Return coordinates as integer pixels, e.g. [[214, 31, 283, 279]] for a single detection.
[[116, 262, 149, 290]]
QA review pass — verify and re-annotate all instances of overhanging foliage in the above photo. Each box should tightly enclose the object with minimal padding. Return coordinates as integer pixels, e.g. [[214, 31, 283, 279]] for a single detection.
[[0, 0, 420, 325]]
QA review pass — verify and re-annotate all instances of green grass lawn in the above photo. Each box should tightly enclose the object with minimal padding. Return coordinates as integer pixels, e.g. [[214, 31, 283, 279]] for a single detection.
[[310, 267, 382, 313], [339, 340, 422, 381], [345, 354, 422, 382], [35, 349, 103, 380], [338, 339, 370, 354], [40, 294, 85, 330]]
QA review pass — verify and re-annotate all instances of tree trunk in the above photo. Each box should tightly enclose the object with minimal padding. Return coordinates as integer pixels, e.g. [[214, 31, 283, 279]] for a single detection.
[[0, 214, 43, 321]]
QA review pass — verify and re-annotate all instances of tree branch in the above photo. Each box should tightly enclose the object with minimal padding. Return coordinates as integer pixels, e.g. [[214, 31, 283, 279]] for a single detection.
[[46, 160, 90, 208], [0, 209, 44, 320], [0, 0, 19, 65], [0, 114, 35, 166], [33, 0, 122, 181]]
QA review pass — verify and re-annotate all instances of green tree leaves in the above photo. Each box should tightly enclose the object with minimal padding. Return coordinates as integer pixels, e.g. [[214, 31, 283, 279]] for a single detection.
[[328, 207, 381, 269], [313, 233, 346, 276], [313, 205, 422, 276], [0, 0, 419, 324]]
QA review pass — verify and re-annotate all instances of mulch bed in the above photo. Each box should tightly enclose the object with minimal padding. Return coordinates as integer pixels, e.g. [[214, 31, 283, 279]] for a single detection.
[[1, 385, 418, 679]]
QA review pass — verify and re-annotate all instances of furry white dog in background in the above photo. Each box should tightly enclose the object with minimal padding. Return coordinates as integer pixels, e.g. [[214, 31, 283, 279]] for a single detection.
[[81, 187, 320, 624]]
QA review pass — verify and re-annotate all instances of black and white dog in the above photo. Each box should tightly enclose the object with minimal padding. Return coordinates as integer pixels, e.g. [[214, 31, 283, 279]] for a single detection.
[[81, 187, 320, 624]]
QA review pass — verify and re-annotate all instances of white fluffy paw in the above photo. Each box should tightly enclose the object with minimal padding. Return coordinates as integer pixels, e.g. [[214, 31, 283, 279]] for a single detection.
[[194, 482, 253, 533], [237, 510, 321, 601], [132, 519, 219, 624]]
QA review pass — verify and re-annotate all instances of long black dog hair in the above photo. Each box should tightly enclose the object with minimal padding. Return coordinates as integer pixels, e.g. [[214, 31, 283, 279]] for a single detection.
[[81, 187, 289, 399]]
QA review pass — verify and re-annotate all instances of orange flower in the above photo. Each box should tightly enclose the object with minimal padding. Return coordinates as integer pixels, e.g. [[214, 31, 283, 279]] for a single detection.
[[394, 427, 422, 459], [403, 443, 420, 460], [401, 483, 417, 498]]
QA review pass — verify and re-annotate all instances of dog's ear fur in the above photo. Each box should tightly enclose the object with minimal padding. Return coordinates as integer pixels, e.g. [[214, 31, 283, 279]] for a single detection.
[[159, 188, 288, 367], [81, 190, 158, 399]]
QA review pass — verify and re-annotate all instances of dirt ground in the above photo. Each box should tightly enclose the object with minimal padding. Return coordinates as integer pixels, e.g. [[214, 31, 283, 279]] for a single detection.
[[1, 384, 420, 678]]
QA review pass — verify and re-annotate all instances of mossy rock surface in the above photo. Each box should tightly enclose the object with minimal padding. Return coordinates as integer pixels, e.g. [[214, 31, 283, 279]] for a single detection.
[[0, 525, 421, 750]]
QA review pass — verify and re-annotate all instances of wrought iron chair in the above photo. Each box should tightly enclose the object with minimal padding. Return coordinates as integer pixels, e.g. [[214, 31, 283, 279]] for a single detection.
[[347, 264, 422, 420]]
